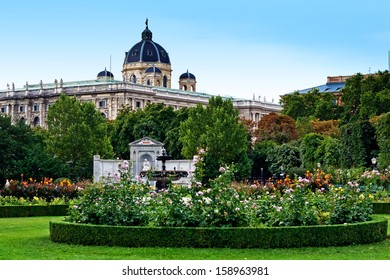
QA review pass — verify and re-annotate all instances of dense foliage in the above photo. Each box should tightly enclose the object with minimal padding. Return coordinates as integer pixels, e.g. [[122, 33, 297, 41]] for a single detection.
[[276, 71, 390, 174], [254, 112, 298, 144], [67, 163, 377, 228], [375, 112, 390, 167], [110, 103, 188, 159], [46, 94, 114, 179], [0, 116, 69, 185], [179, 96, 251, 182]]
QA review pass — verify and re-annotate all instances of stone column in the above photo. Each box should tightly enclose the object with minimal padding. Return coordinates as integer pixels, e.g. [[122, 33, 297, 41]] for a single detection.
[[93, 155, 101, 182]]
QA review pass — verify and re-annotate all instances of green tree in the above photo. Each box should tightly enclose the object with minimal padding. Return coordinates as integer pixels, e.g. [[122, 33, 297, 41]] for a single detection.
[[0, 116, 34, 184], [340, 71, 390, 123], [46, 94, 113, 179], [281, 89, 341, 121], [300, 133, 325, 169], [250, 141, 277, 180], [110, 104, 188, 159], [339, 120, 378, 168], [164, 107, 189, 159], [110, 105, 140, 159], [266, 143, 301, 176], [180, 96, 250, 182], [314, 136, 343, 168], [374, 112, 390, 168]]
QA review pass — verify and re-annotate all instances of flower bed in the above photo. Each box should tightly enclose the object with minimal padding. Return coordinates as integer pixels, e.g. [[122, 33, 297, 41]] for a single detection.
[[50, 217, 388, 248], [66, 167, 375, 228], [0, 177, 83, 202], [57, 163, 388, 248]]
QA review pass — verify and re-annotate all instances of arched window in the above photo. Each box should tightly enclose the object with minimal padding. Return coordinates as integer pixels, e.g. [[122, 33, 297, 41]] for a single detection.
[[183, 85, 187, 91], [147, 79, 151, 86], [163, 76, 168, 88], [131, 74, 137, 83], [33, 116, 40, 127]]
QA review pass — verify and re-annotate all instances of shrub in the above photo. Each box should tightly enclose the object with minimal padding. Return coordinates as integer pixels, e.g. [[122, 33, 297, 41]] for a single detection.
[[50, 217, 388, 248], [0, 204, 69, 218], [67, 162, 376, 229]]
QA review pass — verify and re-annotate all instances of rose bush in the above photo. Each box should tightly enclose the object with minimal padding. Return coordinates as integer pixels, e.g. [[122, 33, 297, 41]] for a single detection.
[[66, 162, 376, 228]]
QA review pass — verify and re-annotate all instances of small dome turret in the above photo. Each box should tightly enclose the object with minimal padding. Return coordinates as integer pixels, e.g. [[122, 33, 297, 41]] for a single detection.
[[179, 71, 196, 80], [179, 70, 197, 92], [97, 68, 114, 80]]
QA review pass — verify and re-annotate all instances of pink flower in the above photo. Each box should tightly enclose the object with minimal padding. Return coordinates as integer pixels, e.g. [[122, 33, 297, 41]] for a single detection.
[[121, 160, 129, 170]]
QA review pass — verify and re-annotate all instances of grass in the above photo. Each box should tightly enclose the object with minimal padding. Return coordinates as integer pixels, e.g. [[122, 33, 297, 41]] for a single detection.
[[0, 215, 389, 260]]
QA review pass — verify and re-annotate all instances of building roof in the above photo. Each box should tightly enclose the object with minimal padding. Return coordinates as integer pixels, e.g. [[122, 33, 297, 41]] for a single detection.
[[97, 69, 114, 78], [294, 82, 345, 94], [123, 22, 170, 65], [179, 71, 196, 80]]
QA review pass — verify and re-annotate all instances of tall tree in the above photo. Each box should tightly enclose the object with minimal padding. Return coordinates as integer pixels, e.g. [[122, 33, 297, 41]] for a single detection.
[[180, 96, 251, 182], [0, 116, 33, 184], [281, 89, 341, 121], [110, 104, 188, 159], [374, 112, 390, 168], [255, 112, 298, 144], [46, 94, 113, 179]]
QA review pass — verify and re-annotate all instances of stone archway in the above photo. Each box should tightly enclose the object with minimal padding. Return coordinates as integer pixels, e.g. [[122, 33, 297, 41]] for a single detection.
[[129, 137, 164, 176]]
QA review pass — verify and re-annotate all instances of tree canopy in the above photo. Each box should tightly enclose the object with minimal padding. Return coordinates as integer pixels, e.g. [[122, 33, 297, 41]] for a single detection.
[[46, 94, 113, 178], [110, 103, 188, 159], [179, 96, 251, 182]]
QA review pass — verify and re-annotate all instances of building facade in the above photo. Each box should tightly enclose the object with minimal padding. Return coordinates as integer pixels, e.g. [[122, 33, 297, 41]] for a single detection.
[[0, 21, 281, 128]]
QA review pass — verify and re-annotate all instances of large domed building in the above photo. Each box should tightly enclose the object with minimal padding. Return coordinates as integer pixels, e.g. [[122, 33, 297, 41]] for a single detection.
[[122, 19, 172, 88], [0, 20, 281, 128]]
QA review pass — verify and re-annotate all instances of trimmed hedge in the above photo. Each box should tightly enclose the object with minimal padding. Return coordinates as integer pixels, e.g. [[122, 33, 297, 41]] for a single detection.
[[0, 205, 69, 218], [373, 202, 390, 214], [50, 217, 388, 248]]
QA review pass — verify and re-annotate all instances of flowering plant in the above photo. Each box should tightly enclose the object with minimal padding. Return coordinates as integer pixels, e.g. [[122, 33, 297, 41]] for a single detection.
[[67, 161, 376, 228], [359, 169, 390, 191], [0, 177, 83, 202]]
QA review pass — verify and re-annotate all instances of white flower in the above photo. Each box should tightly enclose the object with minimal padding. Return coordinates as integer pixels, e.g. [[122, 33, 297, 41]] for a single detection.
[[203, 197, 212, 205], [219, 166, 226, 173]]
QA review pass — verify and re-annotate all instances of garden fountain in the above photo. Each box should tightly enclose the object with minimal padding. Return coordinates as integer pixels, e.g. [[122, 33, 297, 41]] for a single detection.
[[140, 147, 188, 190]]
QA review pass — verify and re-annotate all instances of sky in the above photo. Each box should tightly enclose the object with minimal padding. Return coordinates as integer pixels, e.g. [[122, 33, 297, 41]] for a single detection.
[[1, 0, 390, 102]]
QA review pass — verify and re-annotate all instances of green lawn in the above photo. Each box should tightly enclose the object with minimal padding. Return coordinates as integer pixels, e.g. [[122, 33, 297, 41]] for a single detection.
[[0, 215, 389, 260]]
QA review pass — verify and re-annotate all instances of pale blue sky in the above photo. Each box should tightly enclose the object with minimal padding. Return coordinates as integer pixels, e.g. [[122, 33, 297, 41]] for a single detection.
[[1, 0, 389, 102]]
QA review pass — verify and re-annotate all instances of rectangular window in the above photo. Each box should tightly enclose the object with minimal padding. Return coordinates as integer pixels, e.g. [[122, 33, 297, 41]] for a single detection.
[[99, 100, 106, 108], [19, 105, 25, 112], [136, 101, 141, 108], [33, 104, 40, 111], [1, 107, 6, 113]]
